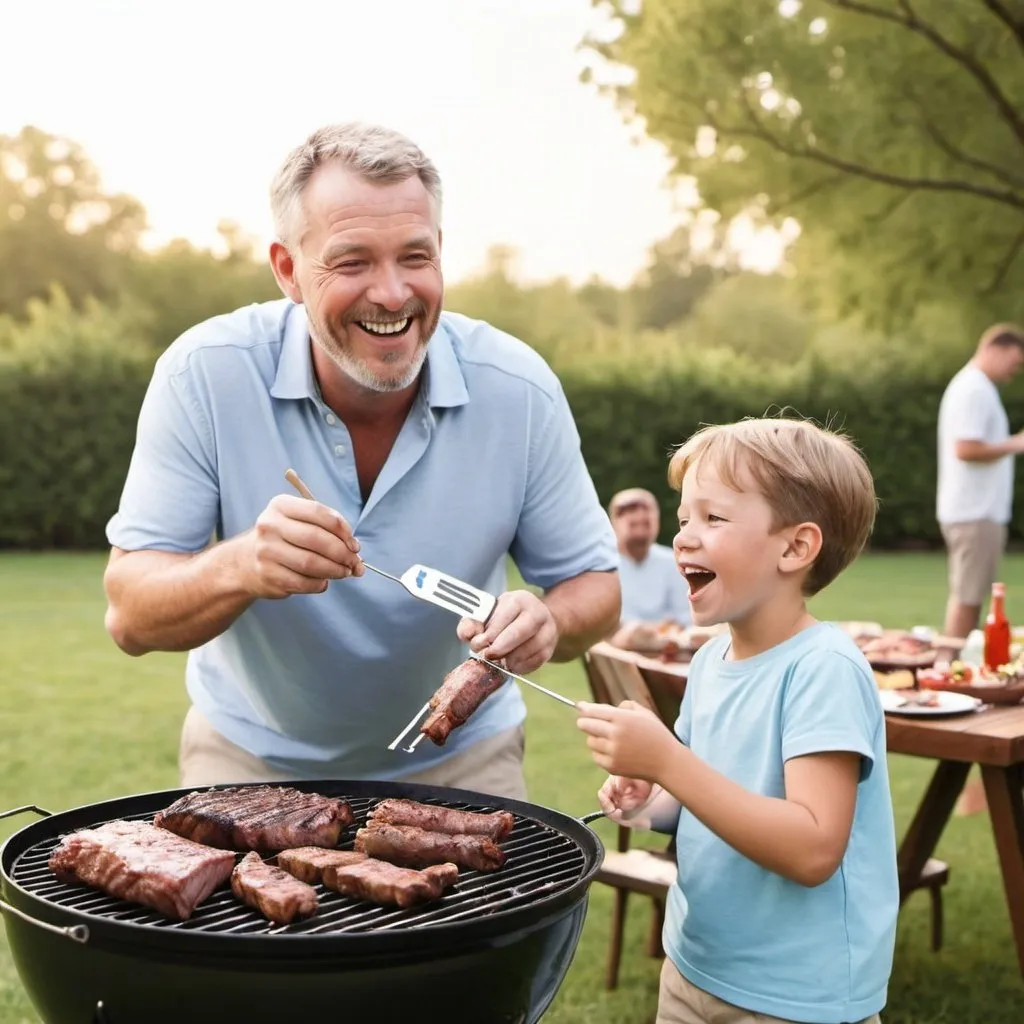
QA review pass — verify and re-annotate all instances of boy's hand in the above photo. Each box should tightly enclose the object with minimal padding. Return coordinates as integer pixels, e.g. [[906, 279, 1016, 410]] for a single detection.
[[597, 775, 655, 829], [576, 699, 678, 781]]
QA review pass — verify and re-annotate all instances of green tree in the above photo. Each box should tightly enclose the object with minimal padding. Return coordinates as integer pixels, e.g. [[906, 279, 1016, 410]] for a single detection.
[[583, 0, 1024, 328]]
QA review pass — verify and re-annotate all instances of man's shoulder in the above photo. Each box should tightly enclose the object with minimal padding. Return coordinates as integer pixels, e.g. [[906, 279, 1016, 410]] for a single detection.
[[156, 299, 293, 377], [942, 364, 994, 401], [439, 311, 561, 400]]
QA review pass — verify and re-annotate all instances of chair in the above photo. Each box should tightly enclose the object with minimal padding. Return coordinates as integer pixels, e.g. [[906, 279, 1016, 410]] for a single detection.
[[903, 858, 951, 952], [582, 645, 680, 989]]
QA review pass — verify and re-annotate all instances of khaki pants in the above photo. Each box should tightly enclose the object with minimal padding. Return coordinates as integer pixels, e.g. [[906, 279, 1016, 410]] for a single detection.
[[656, 959, 882, 1024], [941, 519, 1007, 606], [178, 705, 528, 801]]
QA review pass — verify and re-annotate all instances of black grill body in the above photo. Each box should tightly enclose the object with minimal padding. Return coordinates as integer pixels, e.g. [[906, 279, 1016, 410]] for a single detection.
[[1, 780, 604, 1024]]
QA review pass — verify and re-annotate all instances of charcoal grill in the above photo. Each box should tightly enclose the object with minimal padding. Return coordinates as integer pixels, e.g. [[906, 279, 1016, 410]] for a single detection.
[[1, 779, 605, 1024]]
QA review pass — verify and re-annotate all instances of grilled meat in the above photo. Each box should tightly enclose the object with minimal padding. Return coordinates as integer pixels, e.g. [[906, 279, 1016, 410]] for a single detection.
[[231, 852, 318, 925], [323, 857, 458, 908], [154, 786, 353, 853], [420, 659, 507, 745], [48, 820, 235, 921], [276, 847, 368, 885], [355, 821, 506, 873], [368, 798, 515, 842]]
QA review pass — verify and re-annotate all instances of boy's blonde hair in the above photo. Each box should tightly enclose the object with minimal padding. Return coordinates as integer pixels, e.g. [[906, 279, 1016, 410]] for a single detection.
[[667, 417, 876, 596]]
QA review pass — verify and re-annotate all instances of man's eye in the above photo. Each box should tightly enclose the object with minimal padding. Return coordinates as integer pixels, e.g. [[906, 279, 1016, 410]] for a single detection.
[[339, 261, 364, 271], [405, 253, 431, 263]]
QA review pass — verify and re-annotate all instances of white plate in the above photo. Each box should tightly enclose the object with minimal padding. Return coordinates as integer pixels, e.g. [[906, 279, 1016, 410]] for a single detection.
[[879, 689, 981, 716]]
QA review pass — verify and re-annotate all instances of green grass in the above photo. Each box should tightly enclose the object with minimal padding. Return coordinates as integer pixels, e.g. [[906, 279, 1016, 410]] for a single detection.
[[2, 552, 1023, 1022]]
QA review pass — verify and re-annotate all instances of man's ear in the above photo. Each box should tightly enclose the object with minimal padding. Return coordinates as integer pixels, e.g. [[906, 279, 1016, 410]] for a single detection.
[[778, 522, 823, 578], [269, 241, 302, 304]]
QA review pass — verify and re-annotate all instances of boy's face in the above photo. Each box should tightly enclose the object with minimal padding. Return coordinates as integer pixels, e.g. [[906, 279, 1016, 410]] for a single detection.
[[672, 460, 796, 627]]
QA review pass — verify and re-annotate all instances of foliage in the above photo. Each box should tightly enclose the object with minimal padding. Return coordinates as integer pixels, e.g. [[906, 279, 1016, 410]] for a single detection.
[[583, 0, 1024, 329]]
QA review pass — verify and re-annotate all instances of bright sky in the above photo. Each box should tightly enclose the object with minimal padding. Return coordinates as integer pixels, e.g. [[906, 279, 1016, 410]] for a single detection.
[[1, 0, 788, 285]]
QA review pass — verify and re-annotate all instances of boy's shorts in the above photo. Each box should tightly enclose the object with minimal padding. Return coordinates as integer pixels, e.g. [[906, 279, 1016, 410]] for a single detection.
[[941, 519, 1007, 606], [655, 958, 882, 1024]]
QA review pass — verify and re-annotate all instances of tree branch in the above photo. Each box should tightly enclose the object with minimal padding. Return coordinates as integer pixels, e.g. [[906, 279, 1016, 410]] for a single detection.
[[980, 0, 1024, 57], [824, 0, 1024, 149], [714, 93, 1024, 211], [983, 226, 1024, 293], [773, 173, 846, 212]]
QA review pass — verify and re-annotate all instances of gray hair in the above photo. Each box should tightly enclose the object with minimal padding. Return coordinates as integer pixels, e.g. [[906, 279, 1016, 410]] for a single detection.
[[269, 122, 443, 246]]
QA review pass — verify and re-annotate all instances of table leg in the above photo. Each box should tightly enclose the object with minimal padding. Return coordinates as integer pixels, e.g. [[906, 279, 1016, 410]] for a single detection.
[[896, 760, 971, 903], [980, 764, 1024, 977]]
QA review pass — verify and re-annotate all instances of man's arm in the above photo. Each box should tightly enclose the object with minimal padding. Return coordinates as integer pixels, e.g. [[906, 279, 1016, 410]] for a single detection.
[[545, 569, 621, 661], [955, 434, 1024, 462]]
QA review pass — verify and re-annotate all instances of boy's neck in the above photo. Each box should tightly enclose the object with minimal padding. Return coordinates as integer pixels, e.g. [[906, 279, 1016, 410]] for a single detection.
[[726, 596, 817, 661]]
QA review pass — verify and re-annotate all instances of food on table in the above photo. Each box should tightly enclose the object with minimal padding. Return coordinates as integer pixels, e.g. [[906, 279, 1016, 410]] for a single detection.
[[892, 690, 942, 708], [855, 630, 937, 667], [367, 798, 515, 842], [154, 786, 354, 853], [323, 857, 459, 908], [355, 821, 506, 873], [420, 658, 507, 746], [231, 851, 318, 925], [873, 669, 916, 691], [48, 820, 235, 921], [275, 847, 368, 885]]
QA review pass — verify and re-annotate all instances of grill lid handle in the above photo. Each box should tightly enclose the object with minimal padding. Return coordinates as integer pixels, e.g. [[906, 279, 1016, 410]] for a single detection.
[[0, 805, 52, 821], [0, 897, 90, 944], [580, 811, 605, 825]]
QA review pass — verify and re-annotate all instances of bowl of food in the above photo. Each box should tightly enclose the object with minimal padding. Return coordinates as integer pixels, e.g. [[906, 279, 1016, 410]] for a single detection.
[[917, 661, 1024, 705]]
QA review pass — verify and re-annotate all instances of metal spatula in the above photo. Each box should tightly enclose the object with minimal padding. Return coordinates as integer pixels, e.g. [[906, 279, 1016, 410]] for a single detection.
[[284, 469, 497, 624]]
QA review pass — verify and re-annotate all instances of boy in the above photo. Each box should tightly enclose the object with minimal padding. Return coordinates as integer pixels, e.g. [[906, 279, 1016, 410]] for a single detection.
[[577, 418, 898, 1024]]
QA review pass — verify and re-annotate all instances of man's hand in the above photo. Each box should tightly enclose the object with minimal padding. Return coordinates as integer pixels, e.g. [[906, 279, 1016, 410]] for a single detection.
[[244, 494, 364, 599], [456, 589, 558, 675], [576, 699, 679, 781]]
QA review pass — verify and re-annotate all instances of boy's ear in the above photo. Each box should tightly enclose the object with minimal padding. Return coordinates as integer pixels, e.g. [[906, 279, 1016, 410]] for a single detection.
[[778, 522, 823, 578]]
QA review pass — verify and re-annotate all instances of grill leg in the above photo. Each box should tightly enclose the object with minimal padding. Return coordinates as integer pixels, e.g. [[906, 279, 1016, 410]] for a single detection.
[[93, 1001, 109, 1023]]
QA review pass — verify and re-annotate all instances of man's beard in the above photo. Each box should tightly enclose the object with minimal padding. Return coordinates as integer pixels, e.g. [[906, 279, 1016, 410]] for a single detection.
[[311, 305, 439, 393]]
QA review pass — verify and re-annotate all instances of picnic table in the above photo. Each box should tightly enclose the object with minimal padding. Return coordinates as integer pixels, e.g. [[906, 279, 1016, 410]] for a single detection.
[[590, 641, 1024, 978]]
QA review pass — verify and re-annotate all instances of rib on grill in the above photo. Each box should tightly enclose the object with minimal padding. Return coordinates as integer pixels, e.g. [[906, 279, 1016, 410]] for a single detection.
[[355, 821, 506, 872], [276, 847, 367, 885], [154, 786, 354, 852], [231, 851, 318, 925], [48, 820, 235, 921], [420, 659, 507, 745], [323, 857, 459, 908], [368, 798, 515, 842]]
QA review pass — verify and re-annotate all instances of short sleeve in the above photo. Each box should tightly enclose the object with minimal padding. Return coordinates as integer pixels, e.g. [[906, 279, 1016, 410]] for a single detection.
[[105, 360, 220, 553], [781, 648, 883, 779], [946, 379, 993, 443]]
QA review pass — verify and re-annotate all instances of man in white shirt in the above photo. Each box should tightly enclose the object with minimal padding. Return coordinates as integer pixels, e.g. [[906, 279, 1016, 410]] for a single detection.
[[607, 487, 692, 627], [937, 323, 1024, 641]]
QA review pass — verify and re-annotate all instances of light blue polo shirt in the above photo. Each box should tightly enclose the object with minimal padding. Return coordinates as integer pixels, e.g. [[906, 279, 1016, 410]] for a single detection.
[[665, 623, 898, 1023], [619, 542, 691, 625], [106, 299, 618, 779]]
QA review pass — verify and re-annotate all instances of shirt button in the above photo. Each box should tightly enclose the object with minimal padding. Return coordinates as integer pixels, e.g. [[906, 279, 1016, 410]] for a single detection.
[[325, 413, 336, 425], [334, 444, 345, 457]]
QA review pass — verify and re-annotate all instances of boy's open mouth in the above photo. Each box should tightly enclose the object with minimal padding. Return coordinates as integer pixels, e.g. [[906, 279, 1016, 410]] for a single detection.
[[682, 566, 717, 596]]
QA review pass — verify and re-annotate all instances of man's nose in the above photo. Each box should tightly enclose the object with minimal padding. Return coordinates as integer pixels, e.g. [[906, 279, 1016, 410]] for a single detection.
[[365, 264, 412, 310]]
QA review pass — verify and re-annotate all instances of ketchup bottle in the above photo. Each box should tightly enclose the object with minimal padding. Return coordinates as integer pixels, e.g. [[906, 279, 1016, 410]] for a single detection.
[[984, 582, 1011, 671]]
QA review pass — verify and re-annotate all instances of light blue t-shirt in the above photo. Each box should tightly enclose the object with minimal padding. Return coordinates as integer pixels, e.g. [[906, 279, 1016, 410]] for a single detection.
[[664, 622, 898, 1023], [618, 542, 691, 625], [106, 299, 618, 779]]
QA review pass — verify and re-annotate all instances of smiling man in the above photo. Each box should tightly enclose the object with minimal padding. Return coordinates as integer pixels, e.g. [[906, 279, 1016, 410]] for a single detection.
[[102, 122, 620, 798]]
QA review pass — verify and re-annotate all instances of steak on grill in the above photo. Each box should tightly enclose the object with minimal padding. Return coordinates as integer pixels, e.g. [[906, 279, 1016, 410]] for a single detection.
[[420, 659, 507, 745], [48, 820, 235, 921], [276, 847, 368, 885], [231, 852, 318, 925], [355, 821, 506, 872], [368, 798, 515, 842], [323, 857, 459, 908], [154, 786, 354, 852]]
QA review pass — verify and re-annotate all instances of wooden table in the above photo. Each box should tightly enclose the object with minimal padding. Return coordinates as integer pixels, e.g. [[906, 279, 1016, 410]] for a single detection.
[[885, 703, 1024, 976]]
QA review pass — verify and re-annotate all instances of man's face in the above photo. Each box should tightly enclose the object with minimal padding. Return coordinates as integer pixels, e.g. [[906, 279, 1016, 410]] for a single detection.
[[285, 164, 443, 392], [993, 345, 1024, 383], [613, 502, 659, 561]]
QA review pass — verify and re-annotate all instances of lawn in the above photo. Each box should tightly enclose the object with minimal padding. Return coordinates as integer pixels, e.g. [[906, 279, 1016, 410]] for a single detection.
[[2, 551, 1024, 1023]]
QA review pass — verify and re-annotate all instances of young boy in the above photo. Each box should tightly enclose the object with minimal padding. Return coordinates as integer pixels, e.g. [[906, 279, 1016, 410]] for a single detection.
[[577, 418, 898, 1024]]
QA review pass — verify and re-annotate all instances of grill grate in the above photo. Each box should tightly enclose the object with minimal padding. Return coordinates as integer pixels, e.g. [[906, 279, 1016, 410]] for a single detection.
[[9, 794, 589, 937]]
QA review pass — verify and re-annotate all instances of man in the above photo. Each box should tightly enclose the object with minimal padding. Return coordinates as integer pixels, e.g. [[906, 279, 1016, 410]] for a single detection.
[[937, 323, 1024, 641], [103, 122, 620, 800], [608, 487, 691, 627]]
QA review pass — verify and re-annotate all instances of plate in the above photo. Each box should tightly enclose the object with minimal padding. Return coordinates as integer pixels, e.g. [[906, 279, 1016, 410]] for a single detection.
[[879, 689, 981, 717]]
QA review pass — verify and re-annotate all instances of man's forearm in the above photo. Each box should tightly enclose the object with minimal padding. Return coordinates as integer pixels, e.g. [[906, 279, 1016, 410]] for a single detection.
[[104, 537, 257, 656], [544, 570, 621, 661], [956, 439, 1020, 462]]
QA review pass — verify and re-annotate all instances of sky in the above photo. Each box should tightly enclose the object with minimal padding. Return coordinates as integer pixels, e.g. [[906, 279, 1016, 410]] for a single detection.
[[1, 0, 788, 285]]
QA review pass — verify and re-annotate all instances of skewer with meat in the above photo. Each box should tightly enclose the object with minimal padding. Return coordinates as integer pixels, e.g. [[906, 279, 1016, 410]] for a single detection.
[[323, 858, 458, 908], [231, 852, 318, 925], [355, 821, 506, 873], [368, 798, 515, 842], [420, 658, 507, 745]]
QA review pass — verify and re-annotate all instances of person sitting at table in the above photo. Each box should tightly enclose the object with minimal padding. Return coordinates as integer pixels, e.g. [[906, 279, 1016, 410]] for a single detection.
[[578, 417, 897, 1024], [607, 488, 691, 649]]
